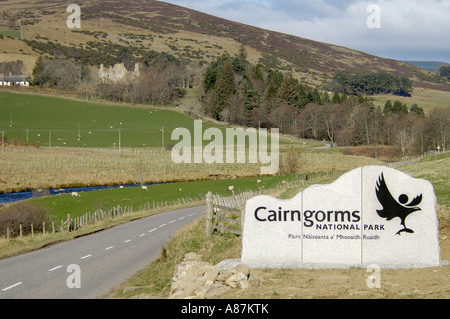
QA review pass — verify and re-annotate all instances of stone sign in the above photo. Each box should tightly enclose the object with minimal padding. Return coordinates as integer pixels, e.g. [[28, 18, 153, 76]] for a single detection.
[[241, 166, 441, 268]]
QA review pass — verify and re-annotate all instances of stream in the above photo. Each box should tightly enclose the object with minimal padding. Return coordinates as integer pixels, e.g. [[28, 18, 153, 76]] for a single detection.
[[0, 183, 155, 206]]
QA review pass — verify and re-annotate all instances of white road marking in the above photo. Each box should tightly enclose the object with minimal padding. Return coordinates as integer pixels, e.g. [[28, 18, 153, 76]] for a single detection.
[[48, 265, 63, 272], [0, 208, 203, 296], [2, 282, 22, 291]]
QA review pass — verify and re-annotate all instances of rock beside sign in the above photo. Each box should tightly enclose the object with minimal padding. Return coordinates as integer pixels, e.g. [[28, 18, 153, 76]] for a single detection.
[[241, 166, 441, 268], [168, 253, 264, 299]]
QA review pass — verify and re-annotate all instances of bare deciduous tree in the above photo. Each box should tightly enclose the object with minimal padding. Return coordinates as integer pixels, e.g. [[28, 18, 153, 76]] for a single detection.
[[33, 59, 83, 90], [268, 104, 298, 134], [298, 103, 322, 140], [428, 108, 450, 152], [394, 115, 415, 154]]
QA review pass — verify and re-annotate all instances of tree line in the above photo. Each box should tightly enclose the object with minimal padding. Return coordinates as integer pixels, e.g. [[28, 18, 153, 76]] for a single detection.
[[0, 60, 25, 75], [199, 51, 449, 155], [297, 98, 448, 154], [30, 51, 200, 105], [330, 71, 413, 96], [200, 49, 335, 126], [439, 65, 450, 80]]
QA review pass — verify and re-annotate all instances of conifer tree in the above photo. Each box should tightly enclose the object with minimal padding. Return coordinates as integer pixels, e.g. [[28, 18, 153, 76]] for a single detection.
[[32, 55, 44, 77], [277, 75, 300, 107], [393, 100, 408, 114], [331, 91, 341, 104], [265, 84, 277, 100], [383, 100, 393, 115], [242, 77, 260, 112], [312, 88, 322, 105], [210, 61, 236, 119], [410, 103, 424, 116]]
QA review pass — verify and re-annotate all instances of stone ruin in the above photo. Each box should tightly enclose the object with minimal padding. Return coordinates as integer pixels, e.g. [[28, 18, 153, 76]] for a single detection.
[[98, 63, 140, 83]]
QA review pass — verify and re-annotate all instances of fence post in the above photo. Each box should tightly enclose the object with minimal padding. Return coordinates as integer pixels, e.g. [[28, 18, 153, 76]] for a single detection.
[[205, 192, 213, 237]]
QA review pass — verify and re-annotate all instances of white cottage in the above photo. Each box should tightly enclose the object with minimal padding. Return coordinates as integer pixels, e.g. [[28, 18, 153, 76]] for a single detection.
[[0, 75, 31, 86]]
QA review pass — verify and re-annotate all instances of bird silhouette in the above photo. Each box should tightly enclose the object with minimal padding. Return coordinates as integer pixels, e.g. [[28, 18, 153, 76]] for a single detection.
[[375, 173, 422, 236]]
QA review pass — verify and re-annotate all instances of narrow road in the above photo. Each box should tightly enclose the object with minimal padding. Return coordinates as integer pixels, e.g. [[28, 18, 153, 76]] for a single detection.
[[0, 205, 205, 299]]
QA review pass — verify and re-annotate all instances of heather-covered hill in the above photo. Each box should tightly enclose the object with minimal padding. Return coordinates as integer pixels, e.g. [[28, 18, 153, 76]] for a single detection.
[[1, 0, 449, 90]]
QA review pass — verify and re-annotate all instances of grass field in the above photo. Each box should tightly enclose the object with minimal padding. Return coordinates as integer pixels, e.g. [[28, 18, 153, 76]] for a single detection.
[[372, 88, 450, 113], [0, 89, 289, 150], [397, 152, 450, 207], [0, 144, 382, 194], [0, 90, 226, 148], [0, 29, 21, 39], [28, 174, 303, 222], [0, 21, 21, 39]]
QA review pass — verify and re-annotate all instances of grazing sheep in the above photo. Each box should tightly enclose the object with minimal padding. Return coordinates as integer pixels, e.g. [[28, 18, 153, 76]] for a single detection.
[[142, 186, 148, 191], [119, 185, 124, 189], [257, 179, 261, 183], [228, 185, 234, 191], [71, 192, 80, 197]]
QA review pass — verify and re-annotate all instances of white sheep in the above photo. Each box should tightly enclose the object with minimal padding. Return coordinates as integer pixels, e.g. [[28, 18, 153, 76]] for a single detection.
[[141, 185, 148, 191], [257, 179, 261, 183], [119, 185, 124, 189], [228, 185, 234, 191], [71, 191, 80, 197]]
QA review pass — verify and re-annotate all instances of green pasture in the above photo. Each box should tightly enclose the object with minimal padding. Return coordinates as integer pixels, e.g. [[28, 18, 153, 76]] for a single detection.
[[0, 91, 282, 148], [371, 89, 450, 114], [28, 174, 303, 222], [0, 91, 217, 148], [397, 151, 450, 207], [0, 22, 21, 39]]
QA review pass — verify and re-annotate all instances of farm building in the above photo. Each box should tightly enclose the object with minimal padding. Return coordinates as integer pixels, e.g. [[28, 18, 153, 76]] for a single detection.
[[0, 74, 31, 86]]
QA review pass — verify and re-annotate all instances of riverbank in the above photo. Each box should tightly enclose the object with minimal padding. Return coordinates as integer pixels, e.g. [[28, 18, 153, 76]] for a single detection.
[[0, 183, 165, 206]]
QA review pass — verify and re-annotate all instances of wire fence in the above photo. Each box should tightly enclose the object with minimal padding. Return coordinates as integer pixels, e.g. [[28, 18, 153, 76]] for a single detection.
[[205, 170, 349, 237], [2, 194, 206, 240], [1, 146, 447, 239]]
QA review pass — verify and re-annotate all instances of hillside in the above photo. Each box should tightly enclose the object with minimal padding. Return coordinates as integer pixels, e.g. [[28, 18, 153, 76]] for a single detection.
[[1, 0, 449, 91], [403, 61, 450, 74]]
